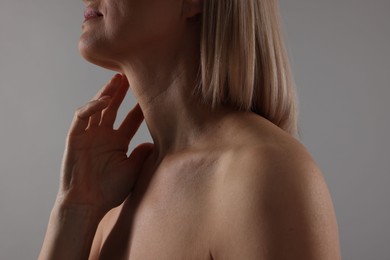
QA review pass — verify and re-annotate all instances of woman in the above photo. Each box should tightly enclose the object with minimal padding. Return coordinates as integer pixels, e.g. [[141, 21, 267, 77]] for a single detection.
[[39, 0, 341, 259]]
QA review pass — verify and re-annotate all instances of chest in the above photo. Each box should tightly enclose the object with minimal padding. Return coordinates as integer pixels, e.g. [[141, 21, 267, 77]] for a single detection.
[[98, 154, 219, 260]]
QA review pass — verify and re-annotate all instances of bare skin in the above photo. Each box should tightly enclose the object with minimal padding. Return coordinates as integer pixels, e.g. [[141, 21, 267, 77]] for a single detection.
[[39, 74, 341, 259], [91, 110, 341, 260], [39, 0, 341, 259]]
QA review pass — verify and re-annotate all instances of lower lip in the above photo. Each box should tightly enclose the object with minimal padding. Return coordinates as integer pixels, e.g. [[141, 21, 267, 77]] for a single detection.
[[83, 16, 103, 23]]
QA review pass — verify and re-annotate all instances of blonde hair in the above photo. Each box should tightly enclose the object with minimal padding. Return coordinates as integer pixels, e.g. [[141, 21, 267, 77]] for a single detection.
[[194, 0, 299, 137]]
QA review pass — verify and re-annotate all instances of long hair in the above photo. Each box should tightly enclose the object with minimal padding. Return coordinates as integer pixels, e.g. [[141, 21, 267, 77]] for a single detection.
[[194, 0, 299, 137]]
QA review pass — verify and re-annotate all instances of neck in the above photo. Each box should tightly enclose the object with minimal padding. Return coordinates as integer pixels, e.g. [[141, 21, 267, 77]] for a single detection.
[[119, 35, 235, 160]]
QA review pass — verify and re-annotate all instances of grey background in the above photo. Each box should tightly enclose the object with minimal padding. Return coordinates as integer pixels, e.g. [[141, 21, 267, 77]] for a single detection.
[[0, 0, 389, 259]]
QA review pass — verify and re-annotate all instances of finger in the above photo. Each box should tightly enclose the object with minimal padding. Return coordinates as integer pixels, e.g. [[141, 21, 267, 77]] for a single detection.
[[88, 74, 122, 128], [68, 96, 111, 136], [118, 103, 144, 140], [87, 110, 102, 129], [91, 73, 122, 101], [127, 142, 154, 173], [109, 74, 130, 112], [100, 74, 130, 127]]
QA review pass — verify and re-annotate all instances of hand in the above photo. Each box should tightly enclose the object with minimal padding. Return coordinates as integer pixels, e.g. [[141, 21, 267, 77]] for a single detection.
[[56, 74, 153, 215]]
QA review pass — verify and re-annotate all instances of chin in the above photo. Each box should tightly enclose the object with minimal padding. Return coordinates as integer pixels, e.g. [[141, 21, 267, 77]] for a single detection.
[[78, 39, 123, 73]]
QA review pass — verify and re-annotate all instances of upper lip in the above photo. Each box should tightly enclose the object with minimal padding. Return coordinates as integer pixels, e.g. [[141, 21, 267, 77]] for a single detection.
[[84, 6, 103, 18]]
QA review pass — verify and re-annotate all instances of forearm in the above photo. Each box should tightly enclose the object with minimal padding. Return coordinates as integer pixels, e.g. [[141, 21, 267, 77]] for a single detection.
[[39, 204, 104, 260]]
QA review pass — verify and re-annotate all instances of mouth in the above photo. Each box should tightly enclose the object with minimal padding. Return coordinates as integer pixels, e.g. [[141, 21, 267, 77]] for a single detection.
[[83, 7, 103, 22]]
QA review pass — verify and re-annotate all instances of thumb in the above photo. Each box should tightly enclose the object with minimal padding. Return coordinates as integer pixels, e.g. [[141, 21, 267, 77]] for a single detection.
[[127, 142, 154, 172]]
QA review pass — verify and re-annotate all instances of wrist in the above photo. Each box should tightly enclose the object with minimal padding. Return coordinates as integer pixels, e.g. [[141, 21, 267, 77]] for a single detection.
[[52, 201, 106, 224], [40, 201, 104, 260], [53, 192, 108, 219]]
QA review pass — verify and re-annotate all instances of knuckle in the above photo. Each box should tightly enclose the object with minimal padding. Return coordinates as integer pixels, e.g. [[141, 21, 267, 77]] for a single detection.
[[75, 106, 84, 115], [73, 99, 104, 120], [74, 105, 88, 118]]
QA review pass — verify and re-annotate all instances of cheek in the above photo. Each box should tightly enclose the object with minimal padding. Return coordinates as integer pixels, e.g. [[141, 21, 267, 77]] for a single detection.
[[108, 2, 182, 50]]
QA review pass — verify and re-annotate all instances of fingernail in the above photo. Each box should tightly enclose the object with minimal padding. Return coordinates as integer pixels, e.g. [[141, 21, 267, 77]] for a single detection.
[[111, 74, 121, 83], [114, 73, 122, 79], [98, 95, 111, 101]]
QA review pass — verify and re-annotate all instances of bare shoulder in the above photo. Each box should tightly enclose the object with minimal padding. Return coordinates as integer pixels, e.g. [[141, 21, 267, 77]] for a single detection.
[[209, 114, 341, 260]]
